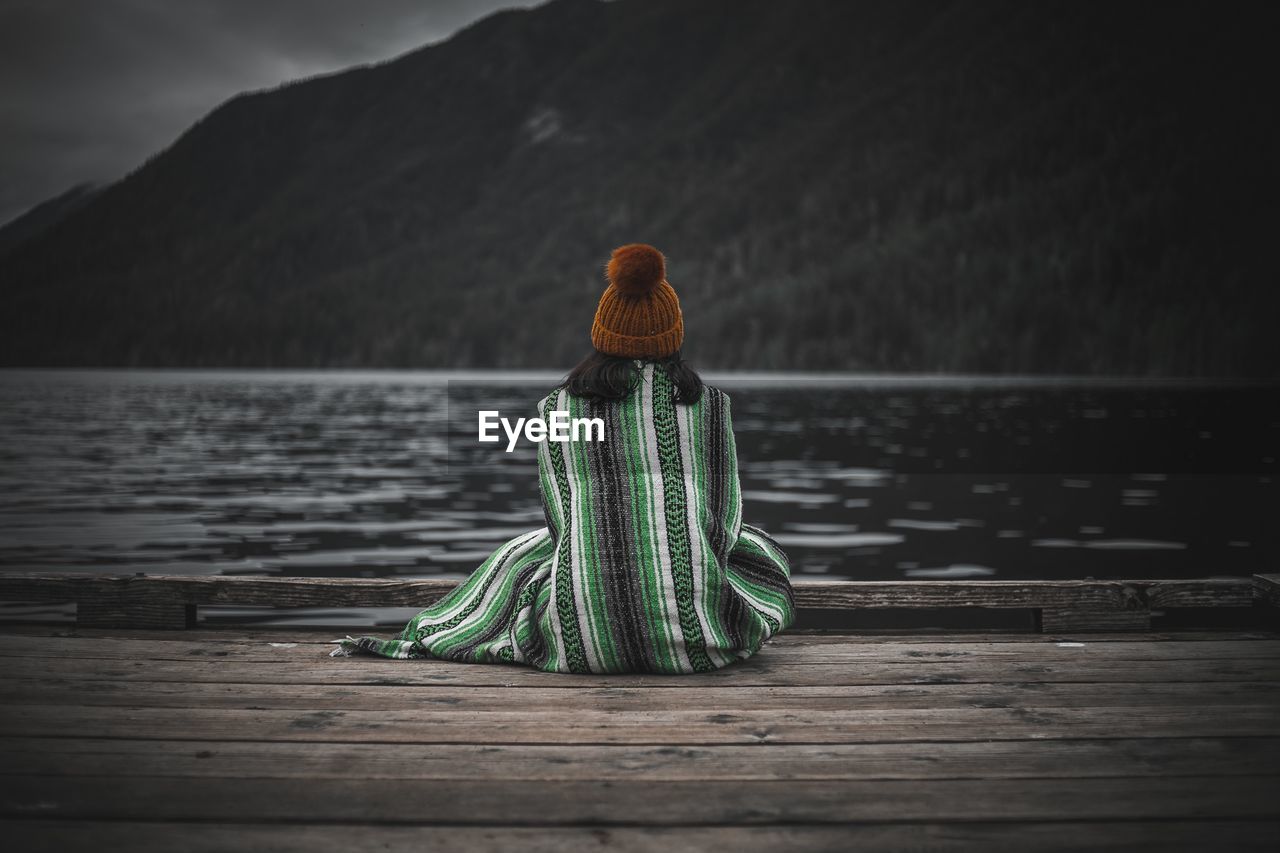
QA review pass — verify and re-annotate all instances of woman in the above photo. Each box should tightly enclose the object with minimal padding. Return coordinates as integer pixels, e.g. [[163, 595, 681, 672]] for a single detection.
[[331, 243, 796, 673]]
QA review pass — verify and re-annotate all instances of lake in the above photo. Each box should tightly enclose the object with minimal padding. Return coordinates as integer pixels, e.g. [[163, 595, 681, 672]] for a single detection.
[[1, 370, 1275, 625]]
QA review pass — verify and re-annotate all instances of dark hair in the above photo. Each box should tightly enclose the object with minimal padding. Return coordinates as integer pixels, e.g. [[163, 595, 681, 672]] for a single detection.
[[562, 349, 703, 404]]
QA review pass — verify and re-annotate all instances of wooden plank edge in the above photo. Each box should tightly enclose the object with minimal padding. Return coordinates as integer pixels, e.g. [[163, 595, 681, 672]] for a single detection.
[[4, 819, 1280, 853], [0, 574, 1261, 631], [1254, 574, 1280, 609], [0, 574, 1256, 606]]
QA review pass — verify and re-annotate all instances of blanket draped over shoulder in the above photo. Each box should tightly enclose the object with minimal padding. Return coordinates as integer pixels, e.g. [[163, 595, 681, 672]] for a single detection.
[[331, 363, 796, 674]]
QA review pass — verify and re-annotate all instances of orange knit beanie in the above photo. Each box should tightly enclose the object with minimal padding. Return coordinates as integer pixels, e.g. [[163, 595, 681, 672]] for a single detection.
[[590, 243, 684, 359]]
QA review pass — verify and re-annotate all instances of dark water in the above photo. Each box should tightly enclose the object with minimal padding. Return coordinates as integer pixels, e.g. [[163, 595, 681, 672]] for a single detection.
[[1, 370, 1275, 624]]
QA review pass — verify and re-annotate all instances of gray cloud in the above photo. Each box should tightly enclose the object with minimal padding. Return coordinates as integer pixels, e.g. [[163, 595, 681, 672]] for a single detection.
[[0, 0, 541, 225]]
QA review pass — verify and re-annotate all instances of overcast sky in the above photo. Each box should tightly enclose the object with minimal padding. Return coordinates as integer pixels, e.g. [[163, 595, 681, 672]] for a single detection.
[[0, 0, 543, 226]]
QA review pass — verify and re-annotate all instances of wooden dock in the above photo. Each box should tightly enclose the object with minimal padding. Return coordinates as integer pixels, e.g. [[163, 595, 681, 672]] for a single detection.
[[2, 574, 1279, 850]]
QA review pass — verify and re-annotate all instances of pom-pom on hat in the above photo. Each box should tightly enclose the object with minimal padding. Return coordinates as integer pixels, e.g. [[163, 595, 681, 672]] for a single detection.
[[590, 243, 684, 359]]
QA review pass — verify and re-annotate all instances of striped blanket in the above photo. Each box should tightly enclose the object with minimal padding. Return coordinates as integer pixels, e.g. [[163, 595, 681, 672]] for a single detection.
[[330, 362, 796, 673]]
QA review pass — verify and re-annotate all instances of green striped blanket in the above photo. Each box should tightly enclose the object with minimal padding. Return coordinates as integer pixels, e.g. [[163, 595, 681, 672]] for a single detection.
[[330, 362, 796, 673]]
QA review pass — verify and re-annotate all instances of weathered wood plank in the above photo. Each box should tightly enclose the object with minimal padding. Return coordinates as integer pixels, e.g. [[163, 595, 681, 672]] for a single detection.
[[4, 736, 1278, 781], [4, 678, 1275, 712], [0, 575, 1257, 631], [3, 633, 1278, 663], [2, 775, 1276, 823], [4, 624, 1274, 644], [0, 624, 1274, 845], [736, 638, 1280, 661], [1256, 574, 1280, 608], [3, 703, 1276, 744], [2, 654, 1274, 687], [1039, 608, 1152, 632], [5, 819, 1279, 853], [75, 584, 195, 630]]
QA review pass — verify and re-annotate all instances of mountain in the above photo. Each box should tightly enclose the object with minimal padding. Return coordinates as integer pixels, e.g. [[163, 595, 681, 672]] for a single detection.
[[0, 182, 101, 255], [1, 0, 1275, 374]]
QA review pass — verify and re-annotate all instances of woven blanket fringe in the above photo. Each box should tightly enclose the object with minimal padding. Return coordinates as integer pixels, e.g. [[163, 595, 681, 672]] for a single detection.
[[329, 636, 359, 657]]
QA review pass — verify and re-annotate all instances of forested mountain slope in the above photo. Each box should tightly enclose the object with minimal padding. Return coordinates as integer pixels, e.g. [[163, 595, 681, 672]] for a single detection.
[[1, 0, 1273, 373]]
